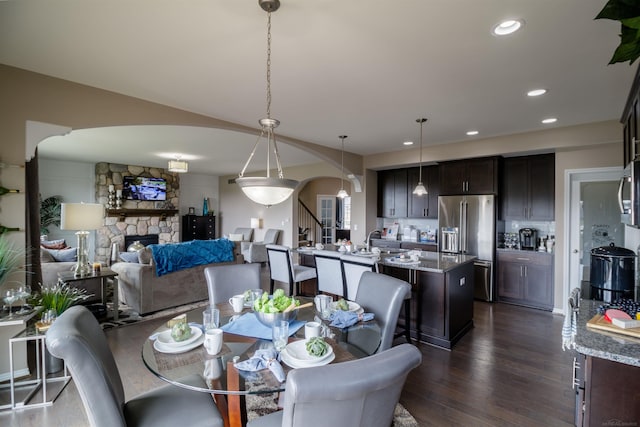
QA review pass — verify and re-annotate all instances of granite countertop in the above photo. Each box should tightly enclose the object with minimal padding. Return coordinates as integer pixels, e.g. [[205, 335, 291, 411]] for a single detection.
[[377, 251, 476, 273], [575, 299, 640, 367]]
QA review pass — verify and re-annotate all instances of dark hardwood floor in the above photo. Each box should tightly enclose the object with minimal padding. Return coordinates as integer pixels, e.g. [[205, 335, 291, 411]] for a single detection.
[[1, 298, 575, 426]]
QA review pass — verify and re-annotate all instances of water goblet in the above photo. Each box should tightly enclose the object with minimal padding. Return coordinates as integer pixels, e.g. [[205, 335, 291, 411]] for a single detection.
[[16, 285, 31, 314], [3, 289, 18, 319], [272, 320, 289, 352]]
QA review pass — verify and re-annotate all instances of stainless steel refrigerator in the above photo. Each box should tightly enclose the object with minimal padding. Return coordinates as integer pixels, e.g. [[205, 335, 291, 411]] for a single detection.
[[438, 195, 496, 301]]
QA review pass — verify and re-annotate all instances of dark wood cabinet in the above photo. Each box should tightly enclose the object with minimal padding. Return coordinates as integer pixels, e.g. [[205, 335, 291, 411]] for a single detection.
[[377, 169, 408, 217], [181, 215, 215, 241], [380, 261, 474, 349], [439, 157, 499, 195], [622, 66, 640, 166], [501, 154, 554, 221], [407, 165, 439, 218], [497, 250, 553, 310], [574, 354, 640, 426]]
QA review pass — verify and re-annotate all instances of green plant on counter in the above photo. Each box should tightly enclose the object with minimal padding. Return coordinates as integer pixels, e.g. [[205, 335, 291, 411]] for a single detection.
[[596, 0, 640, 65], [31, 283, 92, 316]]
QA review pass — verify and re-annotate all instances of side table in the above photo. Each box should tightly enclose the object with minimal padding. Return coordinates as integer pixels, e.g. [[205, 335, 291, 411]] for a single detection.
[[58, 269, 119, 320], [0, 323, 71, 410]]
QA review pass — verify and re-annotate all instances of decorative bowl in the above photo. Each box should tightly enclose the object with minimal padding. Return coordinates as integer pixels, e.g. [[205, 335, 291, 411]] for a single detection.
[[254, 310, 298, 328]]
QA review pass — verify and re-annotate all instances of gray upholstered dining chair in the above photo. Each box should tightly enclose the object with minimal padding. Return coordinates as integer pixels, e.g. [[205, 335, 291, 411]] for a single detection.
[[339, 254, 378, 300], [246, 343, 422, 427], [354, 271, 412, 353], [313, 250, 345, 297], [266, 244, 316, 295], [45, 305, 223, 427], [204, 262, 261, 305], [241, 228, 281, 263]]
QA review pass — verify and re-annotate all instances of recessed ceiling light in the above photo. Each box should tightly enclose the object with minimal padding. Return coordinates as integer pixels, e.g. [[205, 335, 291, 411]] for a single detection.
[[403, 141, 414, 146], [466, 130, 479, 136], [493, 19, 524, 36], [542, 117, 557, 124], [527, 89, 547, 97]]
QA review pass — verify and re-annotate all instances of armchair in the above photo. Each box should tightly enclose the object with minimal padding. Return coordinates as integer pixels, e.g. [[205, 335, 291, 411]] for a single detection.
[[241, 229, 281, 264], [230, 227, 254, 242]]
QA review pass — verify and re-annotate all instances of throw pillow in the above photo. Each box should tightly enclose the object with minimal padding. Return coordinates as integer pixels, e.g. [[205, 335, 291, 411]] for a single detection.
[[41, 239, 67, 250], [43, 247, 77, 262], [119, 251, 140, 263], [229, 233, 244, 241], [40, 248, 55, 263], [137, 247, 152, 264]]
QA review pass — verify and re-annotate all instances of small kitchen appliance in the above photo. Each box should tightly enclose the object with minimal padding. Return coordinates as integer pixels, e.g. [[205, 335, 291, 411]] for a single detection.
[[519, 228, 538, 251], [590, 243, 636, 302]]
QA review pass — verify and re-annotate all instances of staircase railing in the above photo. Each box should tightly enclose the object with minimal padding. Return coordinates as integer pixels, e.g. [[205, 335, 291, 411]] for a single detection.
[[298, 199, 322, 247]]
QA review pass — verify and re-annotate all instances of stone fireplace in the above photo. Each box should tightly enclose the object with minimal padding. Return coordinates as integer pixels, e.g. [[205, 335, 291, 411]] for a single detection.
[[94, 162, 180, 264]]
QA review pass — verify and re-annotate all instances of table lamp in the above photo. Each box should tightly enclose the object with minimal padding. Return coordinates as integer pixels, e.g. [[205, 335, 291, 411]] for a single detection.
[[60, 203, 104, 277]]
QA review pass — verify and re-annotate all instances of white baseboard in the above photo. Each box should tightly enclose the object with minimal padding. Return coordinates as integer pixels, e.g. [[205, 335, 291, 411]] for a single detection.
[[0, 368, 31, 383]]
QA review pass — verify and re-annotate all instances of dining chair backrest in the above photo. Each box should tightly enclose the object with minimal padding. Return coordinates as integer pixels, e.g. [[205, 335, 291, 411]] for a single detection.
[[204, 263, 261, 305], [355, 271, 411, 353], [276, 344, 422, 427], [313, 250, 345, 297], [46, 306, 224, 427], [46, 305, 129, 426], [340, 254, 378, 300]]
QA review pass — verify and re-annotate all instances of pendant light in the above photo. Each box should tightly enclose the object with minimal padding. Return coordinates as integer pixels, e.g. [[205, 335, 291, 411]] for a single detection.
[[412, 118, 428, 196], [236, 0, 298, 207], [337, 135, 349, 199], [168, 155, 188, 173]]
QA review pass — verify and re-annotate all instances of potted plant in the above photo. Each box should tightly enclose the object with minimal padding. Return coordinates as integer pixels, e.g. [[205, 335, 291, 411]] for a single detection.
[[0, 234, 26, 289], [39, 195, 62, 237], [596, 0, 640, 65]]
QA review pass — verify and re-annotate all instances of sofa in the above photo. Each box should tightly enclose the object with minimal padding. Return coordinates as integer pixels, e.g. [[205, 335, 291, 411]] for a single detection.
[[111, 239, 243, 315]]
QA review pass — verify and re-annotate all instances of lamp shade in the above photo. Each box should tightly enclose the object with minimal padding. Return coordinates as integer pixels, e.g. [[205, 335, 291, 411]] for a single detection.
[[236, 177, 297, 207], [168, 159, 188, 173], [60, 203, 104, 231]]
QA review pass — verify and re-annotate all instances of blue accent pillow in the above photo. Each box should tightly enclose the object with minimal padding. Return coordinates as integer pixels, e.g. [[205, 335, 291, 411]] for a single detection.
[[43, 247, 77, 262], [119, 251, 140, 263]]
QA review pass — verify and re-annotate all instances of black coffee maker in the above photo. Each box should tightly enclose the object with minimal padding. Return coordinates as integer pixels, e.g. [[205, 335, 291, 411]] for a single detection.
[[519, 228, 538, 251]]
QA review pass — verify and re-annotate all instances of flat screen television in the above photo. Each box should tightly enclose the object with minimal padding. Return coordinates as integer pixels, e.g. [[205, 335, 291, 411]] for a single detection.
[[122, 176, 167, 201]]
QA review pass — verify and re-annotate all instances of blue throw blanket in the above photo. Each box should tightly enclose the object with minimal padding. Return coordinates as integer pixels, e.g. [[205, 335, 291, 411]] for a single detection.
[[149, 239, 235, 277]]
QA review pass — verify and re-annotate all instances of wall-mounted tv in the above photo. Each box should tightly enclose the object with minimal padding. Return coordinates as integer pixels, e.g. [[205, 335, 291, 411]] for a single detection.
[[122, 176, 167, 201]]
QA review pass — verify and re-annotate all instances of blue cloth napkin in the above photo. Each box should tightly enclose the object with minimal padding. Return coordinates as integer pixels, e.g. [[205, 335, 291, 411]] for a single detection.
[[234, 348, 286, 382], [329, 310, 374, 328], [220, 312, 305, 340]]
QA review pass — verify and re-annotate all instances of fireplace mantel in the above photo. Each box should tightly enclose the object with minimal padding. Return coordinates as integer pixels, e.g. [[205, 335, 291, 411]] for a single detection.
[[106, 208, 178, 221]]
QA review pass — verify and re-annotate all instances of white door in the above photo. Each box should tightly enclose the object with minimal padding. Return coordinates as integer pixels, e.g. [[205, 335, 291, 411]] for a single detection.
[[317, 195, 335, 244], [566, 167, 623, 313]]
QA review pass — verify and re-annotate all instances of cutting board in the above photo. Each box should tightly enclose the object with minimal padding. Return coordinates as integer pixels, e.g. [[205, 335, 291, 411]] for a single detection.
[[587, 314, 640, 339]]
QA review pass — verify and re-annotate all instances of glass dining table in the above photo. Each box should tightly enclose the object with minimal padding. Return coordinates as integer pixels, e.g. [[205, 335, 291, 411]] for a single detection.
[[141, 297, 381, 427]]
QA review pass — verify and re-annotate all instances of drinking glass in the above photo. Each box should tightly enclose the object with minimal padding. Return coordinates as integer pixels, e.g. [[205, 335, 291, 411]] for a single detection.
[[16, 285, 31, 314], [3, 289, 18, 319], [203, 307, 220, 330], [272, 320, 289, 352], [249, 289, 263, 308]]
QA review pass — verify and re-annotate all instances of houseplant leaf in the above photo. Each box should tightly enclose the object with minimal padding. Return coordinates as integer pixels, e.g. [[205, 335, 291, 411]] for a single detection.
[[40, 195, 62, 235]]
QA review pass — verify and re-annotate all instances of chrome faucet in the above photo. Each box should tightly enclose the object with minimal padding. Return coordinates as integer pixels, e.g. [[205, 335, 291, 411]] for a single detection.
[[366, 229, 381, 252]]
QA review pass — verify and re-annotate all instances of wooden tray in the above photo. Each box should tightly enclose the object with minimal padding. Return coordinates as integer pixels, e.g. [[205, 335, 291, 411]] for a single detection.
[[587, 314, 640, 340]]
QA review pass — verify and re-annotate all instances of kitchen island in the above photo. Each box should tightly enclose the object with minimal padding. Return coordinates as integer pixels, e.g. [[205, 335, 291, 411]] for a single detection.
[[573, 298, 640, 426], [377, 251, 476, 349]]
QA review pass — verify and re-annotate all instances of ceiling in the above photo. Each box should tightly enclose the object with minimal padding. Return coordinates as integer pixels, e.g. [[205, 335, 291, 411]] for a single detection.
[[1, 0, 637, 175]]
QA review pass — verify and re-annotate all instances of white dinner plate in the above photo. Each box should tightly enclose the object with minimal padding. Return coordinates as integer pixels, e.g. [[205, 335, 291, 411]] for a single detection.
[[329, 300, 363, 315], [388, 257, 420, 265], [353, 250, 374, 256], [281, 341, 335, 368], [156, 326, 202, 348], [153, 334, 205, 354]]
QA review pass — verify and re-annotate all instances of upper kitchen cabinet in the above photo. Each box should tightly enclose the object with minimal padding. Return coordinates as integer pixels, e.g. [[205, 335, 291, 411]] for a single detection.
[[501, 153, 555, 221], [377, 168, 408, 217], [407, 165, 439, 218], [439, 157, 499, 195], [622, 66, 640, 166]]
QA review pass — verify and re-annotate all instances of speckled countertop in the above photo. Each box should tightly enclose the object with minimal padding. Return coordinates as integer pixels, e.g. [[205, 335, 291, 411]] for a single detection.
[[575, 299, 640, 367], [377, 251, 476, 273]]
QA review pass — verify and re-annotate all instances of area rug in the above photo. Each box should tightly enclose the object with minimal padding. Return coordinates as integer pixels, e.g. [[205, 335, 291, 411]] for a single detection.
[[245, 381, 418, 426]]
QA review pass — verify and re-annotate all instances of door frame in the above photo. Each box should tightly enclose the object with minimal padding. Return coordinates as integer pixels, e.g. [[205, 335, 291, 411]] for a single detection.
[[316, 194, 336, 244], [563, 166, 622, 315]]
